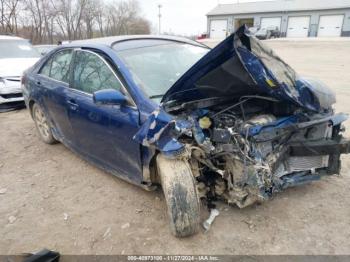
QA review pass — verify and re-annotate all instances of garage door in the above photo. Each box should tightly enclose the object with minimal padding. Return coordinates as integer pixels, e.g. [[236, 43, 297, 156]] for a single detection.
[[260, 17, 282, 30], [210, 20, 228, 39], [287, 16, 310, 37], [318, 15, 344, 37]]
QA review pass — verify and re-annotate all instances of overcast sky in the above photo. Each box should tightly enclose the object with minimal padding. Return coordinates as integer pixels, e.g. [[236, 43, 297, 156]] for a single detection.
[[139, 0, 271, 36]]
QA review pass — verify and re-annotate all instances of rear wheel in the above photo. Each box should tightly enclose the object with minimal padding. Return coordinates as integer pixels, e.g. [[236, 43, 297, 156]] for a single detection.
[[32, 103, 57, 144], [157, 154, 200, 237]]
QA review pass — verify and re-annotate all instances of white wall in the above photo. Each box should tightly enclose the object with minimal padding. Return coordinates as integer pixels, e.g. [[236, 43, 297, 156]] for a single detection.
[[207, 8, 350, 37]]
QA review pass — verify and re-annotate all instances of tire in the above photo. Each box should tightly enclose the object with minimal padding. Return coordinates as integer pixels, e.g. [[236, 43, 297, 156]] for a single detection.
[[32, 103, 57, 144], [157, 154, 200, 237]]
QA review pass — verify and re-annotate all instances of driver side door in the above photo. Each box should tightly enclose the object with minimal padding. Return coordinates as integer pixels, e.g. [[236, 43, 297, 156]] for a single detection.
[[67, 49, 143, 184]]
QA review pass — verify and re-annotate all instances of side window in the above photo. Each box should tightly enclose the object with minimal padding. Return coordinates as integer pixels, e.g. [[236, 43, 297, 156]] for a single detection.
[[39, 59, 51, 77], [49, 50, 73, 83], [72, 51, 122, 94]]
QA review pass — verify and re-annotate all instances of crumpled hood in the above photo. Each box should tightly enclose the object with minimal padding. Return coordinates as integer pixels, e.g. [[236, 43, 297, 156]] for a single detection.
[[0, 58, 39, 77], [161, 26, 324, 112]]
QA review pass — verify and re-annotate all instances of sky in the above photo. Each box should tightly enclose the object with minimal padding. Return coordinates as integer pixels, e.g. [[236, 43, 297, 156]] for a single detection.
[[139, 0, 271, 36]]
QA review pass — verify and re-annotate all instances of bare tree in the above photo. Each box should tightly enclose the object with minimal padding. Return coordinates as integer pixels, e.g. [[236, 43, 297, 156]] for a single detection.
[[129, 17, 151, 34], [26, 0, 43, 43], [95, 0, 105, 37], [82, 0, 99, 39], [52, 0, 87, 40], [106, 0, 144, 35], [0, 0, 21, 34], [1, 0, 151, 43]]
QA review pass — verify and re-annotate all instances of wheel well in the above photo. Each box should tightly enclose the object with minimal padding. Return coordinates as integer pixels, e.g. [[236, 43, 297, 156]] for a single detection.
[[29, 100, 35, 117], [149, 151, 160, 183]]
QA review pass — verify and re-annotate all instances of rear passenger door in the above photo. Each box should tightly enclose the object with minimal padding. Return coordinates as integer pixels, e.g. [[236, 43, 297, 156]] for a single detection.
[[37, 49, 75, 144], [67, 49, 143, 183]]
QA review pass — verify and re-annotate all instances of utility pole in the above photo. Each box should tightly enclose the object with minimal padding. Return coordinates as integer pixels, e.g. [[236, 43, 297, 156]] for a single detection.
[[158, 4, 162, 35]]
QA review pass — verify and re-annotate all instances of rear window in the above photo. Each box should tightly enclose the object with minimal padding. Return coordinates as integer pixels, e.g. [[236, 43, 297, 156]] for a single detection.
[[0, 40, 40, 59]]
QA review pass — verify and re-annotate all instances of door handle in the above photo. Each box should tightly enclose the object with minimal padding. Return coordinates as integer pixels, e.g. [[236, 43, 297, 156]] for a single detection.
[[67, 99, 79, 111]]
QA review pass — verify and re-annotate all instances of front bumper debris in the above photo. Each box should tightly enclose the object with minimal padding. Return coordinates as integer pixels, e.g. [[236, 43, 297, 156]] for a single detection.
[[290, 138, 350, 156], [0, 77, 25, 112]]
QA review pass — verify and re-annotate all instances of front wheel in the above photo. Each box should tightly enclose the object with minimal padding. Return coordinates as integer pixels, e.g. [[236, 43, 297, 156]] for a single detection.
[[32, 103, 57, 144], [157, 154, 200, 237]]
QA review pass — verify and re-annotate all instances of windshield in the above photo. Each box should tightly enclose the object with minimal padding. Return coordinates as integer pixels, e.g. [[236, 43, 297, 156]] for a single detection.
[[115, 41, 208, 102], [0, 40, 40, 59]]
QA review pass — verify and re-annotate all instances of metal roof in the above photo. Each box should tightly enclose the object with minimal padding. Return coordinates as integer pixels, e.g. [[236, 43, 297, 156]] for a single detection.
[[207, 0, 350, 16], [71, 34, 202, 47]]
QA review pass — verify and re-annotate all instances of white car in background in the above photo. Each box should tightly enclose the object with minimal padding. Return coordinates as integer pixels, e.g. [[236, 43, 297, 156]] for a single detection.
[[0, 35, 40, 111]]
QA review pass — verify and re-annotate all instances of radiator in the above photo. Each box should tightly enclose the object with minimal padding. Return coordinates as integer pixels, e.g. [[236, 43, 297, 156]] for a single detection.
[[286, 155, 329, 172]]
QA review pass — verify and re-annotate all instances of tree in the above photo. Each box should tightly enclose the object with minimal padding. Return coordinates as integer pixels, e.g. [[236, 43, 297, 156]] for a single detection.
[[0, 0, 21, 34], [52, 0, 87, 40], [1, 0, 151, 44]]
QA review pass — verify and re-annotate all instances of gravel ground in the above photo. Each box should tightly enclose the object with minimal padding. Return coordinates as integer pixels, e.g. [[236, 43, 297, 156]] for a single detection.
[[0, 39, 350, 255]]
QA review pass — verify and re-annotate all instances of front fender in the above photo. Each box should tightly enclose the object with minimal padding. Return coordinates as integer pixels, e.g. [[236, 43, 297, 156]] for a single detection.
[[133, 108, 186, 157]]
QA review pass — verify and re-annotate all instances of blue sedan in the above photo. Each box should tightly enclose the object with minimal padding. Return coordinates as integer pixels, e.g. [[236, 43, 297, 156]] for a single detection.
[[22, 26, 350, 237]]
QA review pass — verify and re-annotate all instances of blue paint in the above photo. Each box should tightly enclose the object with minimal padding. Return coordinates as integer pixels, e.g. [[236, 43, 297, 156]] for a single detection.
[[93, 89, 128, 105], [162, 25, 323, 112], [162, 32, 239, 104], [237, 47, 320, 112], [247, 115, 300, 137], [133, 108, 185, 156], [24, 46, 145, 184]]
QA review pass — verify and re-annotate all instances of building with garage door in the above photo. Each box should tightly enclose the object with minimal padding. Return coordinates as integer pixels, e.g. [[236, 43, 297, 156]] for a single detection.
[[207, 0, 350, 38]]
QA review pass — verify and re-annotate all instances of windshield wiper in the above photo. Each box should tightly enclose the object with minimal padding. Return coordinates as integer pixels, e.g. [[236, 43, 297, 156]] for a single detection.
[[149, 94, 164, 99]]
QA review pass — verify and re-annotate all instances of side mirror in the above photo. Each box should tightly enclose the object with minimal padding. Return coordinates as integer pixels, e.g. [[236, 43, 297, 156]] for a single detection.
[[93, 89, 128, 105]]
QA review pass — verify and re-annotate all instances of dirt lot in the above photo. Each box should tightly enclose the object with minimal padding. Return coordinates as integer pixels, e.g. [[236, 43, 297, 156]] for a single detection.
[[1, 39, 350, 255]]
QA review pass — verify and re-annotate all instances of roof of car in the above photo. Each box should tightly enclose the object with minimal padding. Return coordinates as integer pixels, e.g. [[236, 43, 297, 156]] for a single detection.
[[34, 44, 57, 47], [70, 34, 205, 48], [0, 35, 27, 40]]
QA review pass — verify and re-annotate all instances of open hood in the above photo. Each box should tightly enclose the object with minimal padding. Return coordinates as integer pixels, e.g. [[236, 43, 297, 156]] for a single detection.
[[161, 26, 326, 112]]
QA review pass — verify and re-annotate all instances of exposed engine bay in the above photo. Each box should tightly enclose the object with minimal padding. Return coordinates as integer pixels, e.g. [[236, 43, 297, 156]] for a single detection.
[[157, 95, 349, 208], [133, 26, 350, 210]]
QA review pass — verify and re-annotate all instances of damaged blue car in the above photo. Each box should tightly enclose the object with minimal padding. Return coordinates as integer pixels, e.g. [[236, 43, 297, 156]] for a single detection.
[[22, 26, 350, 237]]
